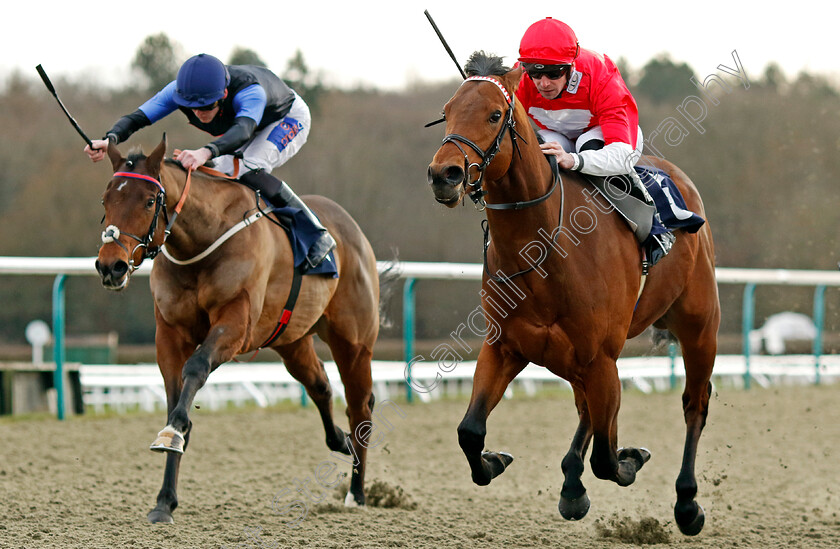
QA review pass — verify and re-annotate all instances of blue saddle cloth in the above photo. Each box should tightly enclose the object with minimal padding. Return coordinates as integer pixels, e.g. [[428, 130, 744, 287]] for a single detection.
[[635, 165, 705, 237], [270, 206, 338, 277]]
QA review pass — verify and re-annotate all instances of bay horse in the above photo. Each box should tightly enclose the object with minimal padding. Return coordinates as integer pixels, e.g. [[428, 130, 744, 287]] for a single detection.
[[427, 53, 720, 536], [96, 135, 382, 523]]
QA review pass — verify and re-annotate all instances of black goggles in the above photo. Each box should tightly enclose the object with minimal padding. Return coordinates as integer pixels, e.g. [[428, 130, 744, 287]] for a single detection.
[[523, 63, 571, 80], [194, 100, 220, 112]]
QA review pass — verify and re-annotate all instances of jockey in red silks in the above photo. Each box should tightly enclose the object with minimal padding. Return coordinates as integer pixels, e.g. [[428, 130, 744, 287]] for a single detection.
[[515, 17, 642, 177], [516, 17, 673, 261]]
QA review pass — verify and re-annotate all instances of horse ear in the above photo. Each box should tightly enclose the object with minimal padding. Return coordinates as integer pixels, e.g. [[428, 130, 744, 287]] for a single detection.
[[146, 133, 167, 178], [107, 141, 125, 171], [503, 67, 524, 94]]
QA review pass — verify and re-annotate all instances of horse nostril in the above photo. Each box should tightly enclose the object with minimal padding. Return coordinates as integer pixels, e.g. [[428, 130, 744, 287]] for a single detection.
[[429, 165, 464, 187], [444, 166, 464, 185], [112, 261, 129, 278]]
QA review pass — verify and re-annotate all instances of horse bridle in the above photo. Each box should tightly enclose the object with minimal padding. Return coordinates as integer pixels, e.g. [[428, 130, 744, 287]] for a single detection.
[[100, 171, 171, 273], [440, 75, 557, 211]]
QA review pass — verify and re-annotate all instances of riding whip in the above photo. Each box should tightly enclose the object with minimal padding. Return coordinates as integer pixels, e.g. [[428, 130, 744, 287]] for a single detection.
[[35, 64, 96, 149], [424, 10, 467, 80]]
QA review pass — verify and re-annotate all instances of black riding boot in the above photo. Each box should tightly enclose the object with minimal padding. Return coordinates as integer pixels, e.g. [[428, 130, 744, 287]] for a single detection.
[[240, 169, 336, 271]]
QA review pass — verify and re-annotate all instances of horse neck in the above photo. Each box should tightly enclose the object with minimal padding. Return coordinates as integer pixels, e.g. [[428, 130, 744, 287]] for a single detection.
[[160, 164, 249, 251], [484, 127, 561, 255]]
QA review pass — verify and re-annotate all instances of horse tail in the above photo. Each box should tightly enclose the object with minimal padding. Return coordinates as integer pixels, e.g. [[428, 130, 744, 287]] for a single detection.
[[377, 250, 401, 329]]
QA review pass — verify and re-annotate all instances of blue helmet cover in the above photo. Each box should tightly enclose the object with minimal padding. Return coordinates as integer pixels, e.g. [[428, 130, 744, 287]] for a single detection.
[[173, 54, 230, 108]]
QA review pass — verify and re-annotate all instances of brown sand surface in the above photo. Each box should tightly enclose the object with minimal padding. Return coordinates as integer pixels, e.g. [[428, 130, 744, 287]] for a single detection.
[[0, 383, 838, 548]]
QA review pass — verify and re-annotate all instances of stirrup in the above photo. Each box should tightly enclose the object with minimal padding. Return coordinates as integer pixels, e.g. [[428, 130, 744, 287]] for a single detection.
[[646, 232, 675, 267]]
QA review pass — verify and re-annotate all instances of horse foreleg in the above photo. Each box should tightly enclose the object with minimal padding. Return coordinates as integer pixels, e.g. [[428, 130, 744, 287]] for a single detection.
[[458, 344, 526, 486], [585, 356, 651, 488], [558, 386, 593, 520], [155, 295, 251, 453], [147, 452, 184, 523], [148, 313, 193, 523]]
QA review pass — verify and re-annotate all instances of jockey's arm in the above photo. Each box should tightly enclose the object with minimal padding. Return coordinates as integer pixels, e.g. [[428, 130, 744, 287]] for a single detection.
[[85, 83, 176, 162], [84, 109, 152, 162], [202, 84, 266, 159], [570, 140, 637, 176], [540, 138, 636, 176]]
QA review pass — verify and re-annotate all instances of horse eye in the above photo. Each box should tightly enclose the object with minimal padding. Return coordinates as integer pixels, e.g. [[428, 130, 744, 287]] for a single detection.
[[146, 197, 156, 208], [489, 111, 502, 123]]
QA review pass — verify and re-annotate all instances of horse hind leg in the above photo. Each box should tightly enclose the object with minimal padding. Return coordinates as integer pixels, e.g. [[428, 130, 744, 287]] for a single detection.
[[325, 334, 376, 507], [671, 324, 717, 536], [278, 337, 354, 455]]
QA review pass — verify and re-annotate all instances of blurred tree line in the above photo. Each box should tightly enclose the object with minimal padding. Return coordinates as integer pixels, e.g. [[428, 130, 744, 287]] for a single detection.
[[2, 37, 840, 357]]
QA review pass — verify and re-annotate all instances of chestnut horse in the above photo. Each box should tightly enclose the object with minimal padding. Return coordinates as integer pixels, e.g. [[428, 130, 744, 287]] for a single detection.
[[427, 53, 720, 535], [96, 135, 381, 523]]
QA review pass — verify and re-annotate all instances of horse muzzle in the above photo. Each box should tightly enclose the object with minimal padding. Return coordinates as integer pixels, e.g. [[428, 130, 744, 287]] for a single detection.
[[95, 256, 131, 291], [427, 164, 465, 207]]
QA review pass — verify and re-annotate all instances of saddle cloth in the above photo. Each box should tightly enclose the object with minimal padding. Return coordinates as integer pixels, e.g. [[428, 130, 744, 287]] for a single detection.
[[635, 165, 706, 237]]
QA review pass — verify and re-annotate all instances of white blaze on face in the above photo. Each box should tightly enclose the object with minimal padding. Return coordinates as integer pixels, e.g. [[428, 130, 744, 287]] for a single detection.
[[117, 181, 128, 191]]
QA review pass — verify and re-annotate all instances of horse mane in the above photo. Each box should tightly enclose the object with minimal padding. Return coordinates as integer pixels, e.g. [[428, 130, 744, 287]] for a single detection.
[[161, 158, 234, 182], [163, 158, 189, 172], [464, 51, 510, 77]]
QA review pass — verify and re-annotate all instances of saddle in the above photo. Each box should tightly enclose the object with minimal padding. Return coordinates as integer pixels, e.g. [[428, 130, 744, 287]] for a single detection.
[[546, 151, 705, 270]]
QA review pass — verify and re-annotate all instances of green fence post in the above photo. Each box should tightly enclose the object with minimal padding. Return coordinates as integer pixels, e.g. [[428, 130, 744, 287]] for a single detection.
[[403, 278, 417, 403], [741, 283, 756, 390], [52, 274, 67, 420], [812, 285, 826, 385], [668, 340, 678, 390]]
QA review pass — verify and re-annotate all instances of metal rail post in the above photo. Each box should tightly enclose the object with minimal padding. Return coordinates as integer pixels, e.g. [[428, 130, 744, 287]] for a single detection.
[[403, 278, 417, 403], [52, 274, 67, 420], [741, 283, 756, 390], [812, 285, 826, 385]]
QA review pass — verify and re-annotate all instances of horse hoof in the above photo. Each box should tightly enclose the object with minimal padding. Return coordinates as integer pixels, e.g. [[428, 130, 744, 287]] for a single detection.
[[327, 429, 352, 456], [481, 451, 514, 480], [676, 503, 705, 536], [486, 451, 514, 467], [617, 447, 651, 470], [558, 492, 590, 521], [344, 491, 365, 508], [149, 425, 185, 454], [147, 509, 174, 524]]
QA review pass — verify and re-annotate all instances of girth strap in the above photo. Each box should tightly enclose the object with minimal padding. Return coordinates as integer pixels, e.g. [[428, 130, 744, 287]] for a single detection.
[[257, 265, 304, 348]]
